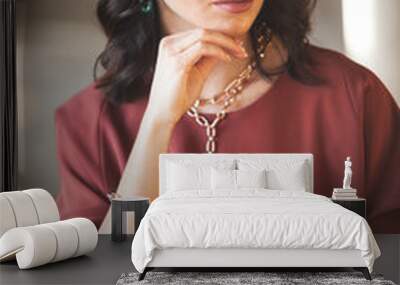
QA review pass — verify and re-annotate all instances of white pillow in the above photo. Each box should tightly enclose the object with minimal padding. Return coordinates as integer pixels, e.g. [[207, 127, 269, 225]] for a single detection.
[[236, 169, 267, 189], [211, 169, 267, 190], [166, 160, 235, 191], [237, 159, 308, 191], [266, 166, 307, 191], [167, 163, 209, 191], [211, 168, 236, 190]]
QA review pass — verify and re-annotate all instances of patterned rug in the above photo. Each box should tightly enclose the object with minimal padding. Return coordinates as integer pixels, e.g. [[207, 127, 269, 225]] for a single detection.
[[116, 271, 396, 285]]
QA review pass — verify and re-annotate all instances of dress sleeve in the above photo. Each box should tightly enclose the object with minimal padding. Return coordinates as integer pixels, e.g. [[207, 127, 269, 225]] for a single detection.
[[362, 72, 400, 233], [55, 99, 109, 229]]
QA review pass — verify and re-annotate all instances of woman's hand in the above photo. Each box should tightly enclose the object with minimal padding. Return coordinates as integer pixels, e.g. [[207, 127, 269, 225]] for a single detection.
[[145, 29, 248, 125]]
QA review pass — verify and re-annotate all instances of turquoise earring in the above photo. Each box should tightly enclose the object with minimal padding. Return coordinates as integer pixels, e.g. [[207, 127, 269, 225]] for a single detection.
[[139, 0, 153, 14]]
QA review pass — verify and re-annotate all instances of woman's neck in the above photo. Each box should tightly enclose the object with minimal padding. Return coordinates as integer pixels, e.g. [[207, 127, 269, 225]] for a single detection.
[[158, 1, 253, 101]]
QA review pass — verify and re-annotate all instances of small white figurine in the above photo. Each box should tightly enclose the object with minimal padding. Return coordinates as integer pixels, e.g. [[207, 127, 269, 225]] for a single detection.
[[343, 156, 353, 189]]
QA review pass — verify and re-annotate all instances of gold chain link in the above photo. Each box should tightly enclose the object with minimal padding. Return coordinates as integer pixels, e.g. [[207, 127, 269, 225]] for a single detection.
[[187, 29, 271, 153], [186, 62, 257, 153]]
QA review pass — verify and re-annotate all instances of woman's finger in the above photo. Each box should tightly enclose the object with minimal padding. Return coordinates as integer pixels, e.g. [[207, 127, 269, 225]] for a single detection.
[[179, 41, 232, 70], [163, 29, 248, 59]]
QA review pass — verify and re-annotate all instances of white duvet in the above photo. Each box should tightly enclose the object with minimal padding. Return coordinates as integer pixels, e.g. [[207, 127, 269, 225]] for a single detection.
[[131, 190, 380, 273]]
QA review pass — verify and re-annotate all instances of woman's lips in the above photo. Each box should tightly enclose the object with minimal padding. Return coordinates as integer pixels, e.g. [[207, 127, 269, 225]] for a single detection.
[[212, 0, 253, 13]]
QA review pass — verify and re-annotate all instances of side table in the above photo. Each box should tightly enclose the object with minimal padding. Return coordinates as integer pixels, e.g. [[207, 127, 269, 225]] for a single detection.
[[111, 197, 149, 242], [331, 198, 366, 218]]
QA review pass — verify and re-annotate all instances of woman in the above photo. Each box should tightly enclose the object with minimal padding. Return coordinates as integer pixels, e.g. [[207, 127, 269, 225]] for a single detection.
[[55, 0, 400, 233]]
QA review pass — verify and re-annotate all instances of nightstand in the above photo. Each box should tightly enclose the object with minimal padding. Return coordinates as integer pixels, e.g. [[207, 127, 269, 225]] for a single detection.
[[111, 197, 150, 242], [331, 198, 366, 218]]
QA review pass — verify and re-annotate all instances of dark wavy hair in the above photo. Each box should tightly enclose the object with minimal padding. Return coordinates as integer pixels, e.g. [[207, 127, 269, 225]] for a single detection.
[[94, 0, 319, 103]]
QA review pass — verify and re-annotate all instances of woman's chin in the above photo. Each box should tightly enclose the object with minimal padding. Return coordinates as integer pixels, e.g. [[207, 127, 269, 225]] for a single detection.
[[203, 21, 251, 37], [221, 29, 249, 38]]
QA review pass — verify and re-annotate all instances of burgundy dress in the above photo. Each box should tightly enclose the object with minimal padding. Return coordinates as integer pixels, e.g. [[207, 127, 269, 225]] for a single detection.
[[55, 46, 400, 233]]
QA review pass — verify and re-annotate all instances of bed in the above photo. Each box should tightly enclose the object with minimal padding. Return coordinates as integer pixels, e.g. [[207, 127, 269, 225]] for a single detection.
[[131, 154, 380, 281]]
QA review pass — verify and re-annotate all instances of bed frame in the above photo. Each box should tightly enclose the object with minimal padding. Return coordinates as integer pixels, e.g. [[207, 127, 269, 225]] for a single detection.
[[139, 154, 371, 281]]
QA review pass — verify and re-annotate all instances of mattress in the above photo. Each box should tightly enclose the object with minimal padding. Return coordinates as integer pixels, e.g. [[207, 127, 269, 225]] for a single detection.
[[131, 190, 380, 273]]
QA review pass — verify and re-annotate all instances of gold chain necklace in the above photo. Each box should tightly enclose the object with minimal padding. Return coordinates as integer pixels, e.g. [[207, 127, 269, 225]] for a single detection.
[[187, 31, 271, 153]]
